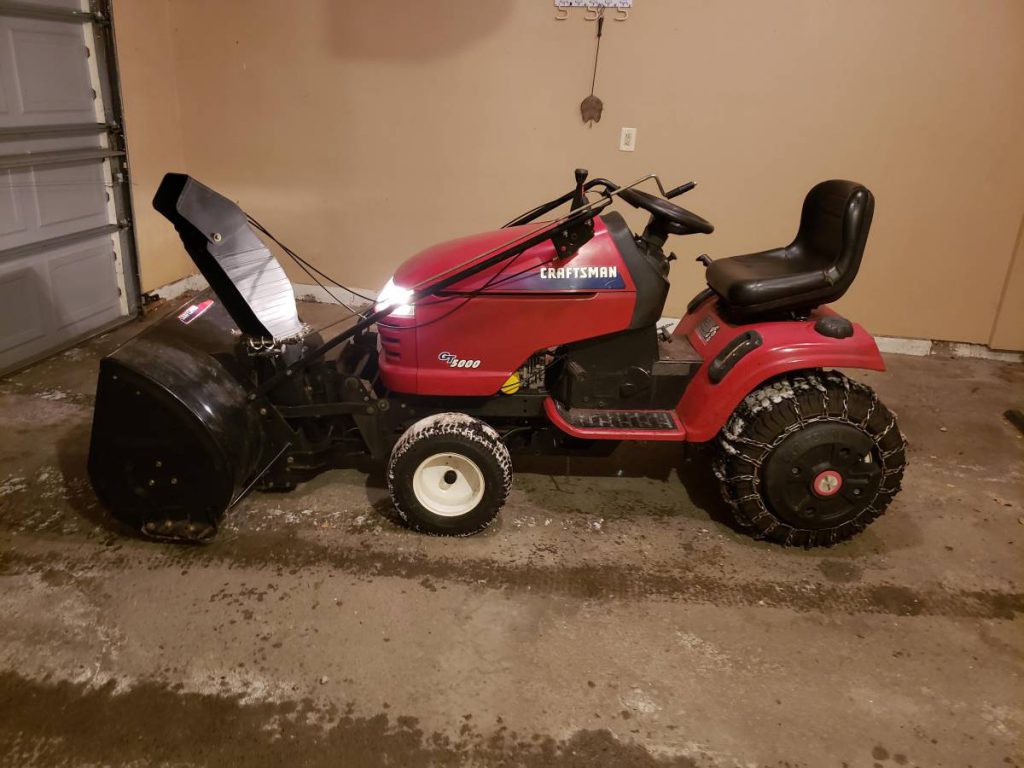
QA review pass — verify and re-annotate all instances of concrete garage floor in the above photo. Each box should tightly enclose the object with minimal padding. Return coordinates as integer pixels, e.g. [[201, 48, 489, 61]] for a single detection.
[[0, 299, 1021, 768]]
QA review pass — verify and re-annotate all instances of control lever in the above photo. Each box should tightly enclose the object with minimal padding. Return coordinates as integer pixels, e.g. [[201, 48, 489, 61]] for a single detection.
[[571, 168, 589, 210], [696, 253, 713, 267], [665, 181, 696, 199]]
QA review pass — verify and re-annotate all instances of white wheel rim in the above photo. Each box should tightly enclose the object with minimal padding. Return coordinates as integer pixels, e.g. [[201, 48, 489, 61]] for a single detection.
[[412, 452, 485, 517]]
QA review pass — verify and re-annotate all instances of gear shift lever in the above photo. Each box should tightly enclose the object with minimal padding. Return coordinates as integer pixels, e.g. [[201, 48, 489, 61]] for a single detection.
[[571, 168, 588, 210]]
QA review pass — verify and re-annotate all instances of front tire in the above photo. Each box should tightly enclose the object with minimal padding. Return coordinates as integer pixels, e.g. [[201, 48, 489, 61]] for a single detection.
[[388, 413, 512, 536], [714, 372, 907, 547]]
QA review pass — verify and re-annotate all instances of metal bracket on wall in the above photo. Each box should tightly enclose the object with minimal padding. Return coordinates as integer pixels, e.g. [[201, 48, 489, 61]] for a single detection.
[[554, 1, 631, 22]]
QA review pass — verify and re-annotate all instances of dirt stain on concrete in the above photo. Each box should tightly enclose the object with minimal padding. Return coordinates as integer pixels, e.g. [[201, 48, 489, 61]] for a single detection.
[[3, 532, 1021, 620], [0, 671, 698, 768]]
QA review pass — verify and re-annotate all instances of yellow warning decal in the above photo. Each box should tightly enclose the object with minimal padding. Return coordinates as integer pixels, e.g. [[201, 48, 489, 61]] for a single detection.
[[500, 373, 521, 395]]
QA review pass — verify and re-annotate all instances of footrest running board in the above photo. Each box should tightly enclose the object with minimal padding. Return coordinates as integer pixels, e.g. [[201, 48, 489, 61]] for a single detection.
[[543, 398, 687, 442]]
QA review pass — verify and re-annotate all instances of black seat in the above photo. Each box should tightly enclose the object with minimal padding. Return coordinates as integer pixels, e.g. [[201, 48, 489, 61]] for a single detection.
[[706, 180, 874, 319]]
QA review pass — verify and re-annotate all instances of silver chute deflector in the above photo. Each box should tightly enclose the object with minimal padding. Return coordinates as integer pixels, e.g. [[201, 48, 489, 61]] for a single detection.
[[153, 173, 303, 340]]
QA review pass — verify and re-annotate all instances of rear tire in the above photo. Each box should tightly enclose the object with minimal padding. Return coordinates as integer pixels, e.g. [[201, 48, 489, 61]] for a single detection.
[[388, 413, 512, 536], [714, 371, 907, 547]]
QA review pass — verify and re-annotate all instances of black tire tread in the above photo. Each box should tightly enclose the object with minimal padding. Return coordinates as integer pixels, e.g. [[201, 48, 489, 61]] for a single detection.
[[387, 413, 512, 536], [713, 371, 907, 547]]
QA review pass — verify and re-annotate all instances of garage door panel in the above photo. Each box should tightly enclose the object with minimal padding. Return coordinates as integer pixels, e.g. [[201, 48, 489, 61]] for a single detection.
[[0, 1, 136, 375], [32, 160, 107, 228], [0, 163, 110, 249], [0, 264, 47, 353], [0, 168, 26, 236], [10, 26, 93, 117], [48, 239, 118, 330]]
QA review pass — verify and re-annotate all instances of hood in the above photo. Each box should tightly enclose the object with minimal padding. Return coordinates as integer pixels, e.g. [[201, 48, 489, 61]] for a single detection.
[[392, 218, 615, 294]]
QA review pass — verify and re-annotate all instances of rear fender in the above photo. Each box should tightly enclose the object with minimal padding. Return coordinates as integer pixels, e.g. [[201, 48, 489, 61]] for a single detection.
[[675, 299, 885, 442]]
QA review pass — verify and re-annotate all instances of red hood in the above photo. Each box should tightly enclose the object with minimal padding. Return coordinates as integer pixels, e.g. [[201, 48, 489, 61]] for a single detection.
[[393, 222, 558, 290], [392, 219, 616, 293]]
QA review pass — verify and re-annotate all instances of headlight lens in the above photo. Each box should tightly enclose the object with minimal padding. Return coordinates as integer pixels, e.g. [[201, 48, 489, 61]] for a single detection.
[[375, 278, 415, 318]]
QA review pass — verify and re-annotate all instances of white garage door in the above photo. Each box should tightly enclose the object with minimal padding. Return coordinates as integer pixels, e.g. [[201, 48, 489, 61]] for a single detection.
[[0, 0, 139, 375]]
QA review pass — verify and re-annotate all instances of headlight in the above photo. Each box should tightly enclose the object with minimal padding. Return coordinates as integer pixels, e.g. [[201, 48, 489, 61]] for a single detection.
[[375, 278, 415, 318]]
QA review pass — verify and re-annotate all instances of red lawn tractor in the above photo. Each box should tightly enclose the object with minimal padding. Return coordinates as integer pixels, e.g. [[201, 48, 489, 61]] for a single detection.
[[88, 170, 907, 546]]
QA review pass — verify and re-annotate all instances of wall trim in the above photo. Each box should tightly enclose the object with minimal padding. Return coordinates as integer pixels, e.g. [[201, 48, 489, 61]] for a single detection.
[[928, 340, 1023, 363], [874, 335, 1021, 362], [874, 336, 934, 357], [150, 275, 1021, 363], [291, 282, 377, 309], [147, 272, 208, 300]]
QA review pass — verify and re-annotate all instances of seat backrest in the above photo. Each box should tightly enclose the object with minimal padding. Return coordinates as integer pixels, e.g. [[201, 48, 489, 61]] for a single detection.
[[794, 179, 874, 291]]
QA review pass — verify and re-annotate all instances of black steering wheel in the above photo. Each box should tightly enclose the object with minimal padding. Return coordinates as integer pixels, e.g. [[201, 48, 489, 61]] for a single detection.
[[618, 187, 714, 235]]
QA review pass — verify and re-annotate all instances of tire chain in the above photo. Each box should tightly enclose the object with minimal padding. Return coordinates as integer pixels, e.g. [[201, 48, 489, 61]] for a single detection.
[[713, 371, 908, 547]]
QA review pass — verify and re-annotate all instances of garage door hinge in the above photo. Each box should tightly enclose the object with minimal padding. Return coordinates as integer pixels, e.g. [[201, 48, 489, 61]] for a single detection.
[[87, 3, 111, 25]]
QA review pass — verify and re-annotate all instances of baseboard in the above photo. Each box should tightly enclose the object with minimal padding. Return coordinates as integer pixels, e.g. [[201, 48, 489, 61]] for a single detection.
[[849, 335, 1022, 362], [147, 272, 209, 300], [148, 279, 1020, 363], [291, 282, 377, 308], [874, 336, 934, 357], [929, 340, 1023, 363]]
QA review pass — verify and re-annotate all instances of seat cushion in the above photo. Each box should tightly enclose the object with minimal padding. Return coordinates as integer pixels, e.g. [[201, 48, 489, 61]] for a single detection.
[[704, 180, 874, 318], [706, 249, 831, 308]]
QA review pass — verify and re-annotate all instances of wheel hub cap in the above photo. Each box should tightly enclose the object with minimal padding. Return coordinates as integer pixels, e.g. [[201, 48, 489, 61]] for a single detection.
[[812, 470, 843, 497], [412, 452, 485, 518], [762, 422, 883, 529]]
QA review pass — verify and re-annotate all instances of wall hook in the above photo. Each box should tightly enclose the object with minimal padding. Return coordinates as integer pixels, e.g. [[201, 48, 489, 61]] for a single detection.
[[584, 5, 602, 22], [555, 6, 568, 20], [614, 7, 629, 21]]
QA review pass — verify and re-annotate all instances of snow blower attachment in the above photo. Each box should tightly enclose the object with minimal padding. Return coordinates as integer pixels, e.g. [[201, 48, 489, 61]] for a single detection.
[[88, 169, 906, 546], [87, 172, 605, 541], [88, 175, 313, 541]]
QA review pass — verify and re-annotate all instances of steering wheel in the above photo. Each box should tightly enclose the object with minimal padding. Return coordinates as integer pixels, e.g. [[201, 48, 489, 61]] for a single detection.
[[618, 187, 714, 235]]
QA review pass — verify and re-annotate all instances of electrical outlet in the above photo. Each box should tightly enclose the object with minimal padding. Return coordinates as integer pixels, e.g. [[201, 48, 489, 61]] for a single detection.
[[619, 127, 637, 152]]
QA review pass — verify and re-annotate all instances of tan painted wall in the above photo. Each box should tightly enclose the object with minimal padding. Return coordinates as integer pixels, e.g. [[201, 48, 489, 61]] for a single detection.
[[990, 214, 1024, 351], [119, 0, 1024, 348], [111, 0, 191, 292]]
